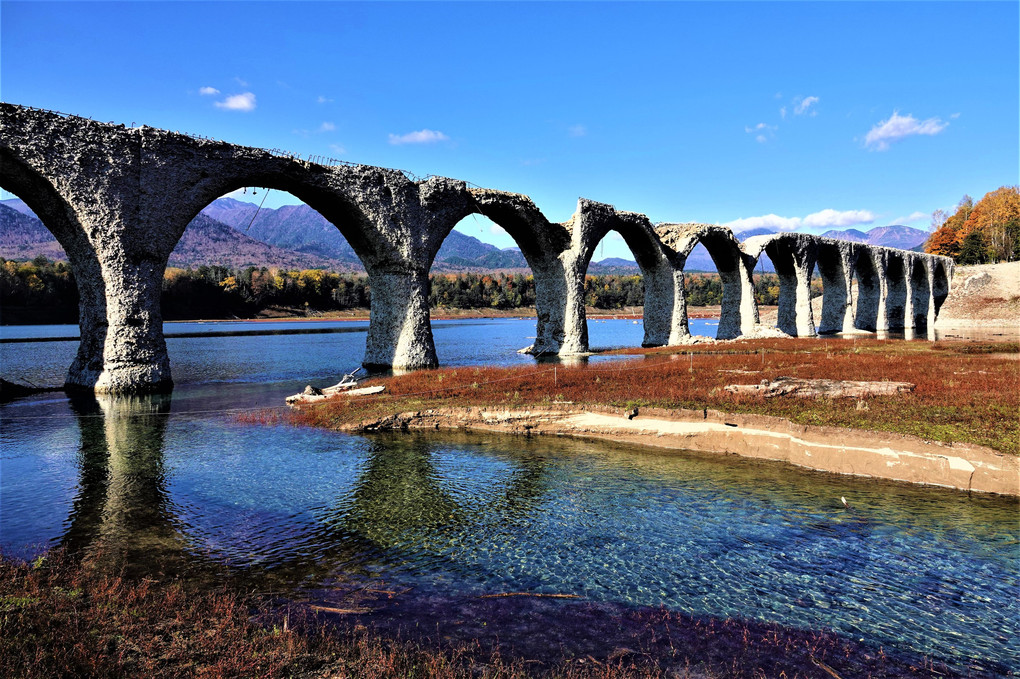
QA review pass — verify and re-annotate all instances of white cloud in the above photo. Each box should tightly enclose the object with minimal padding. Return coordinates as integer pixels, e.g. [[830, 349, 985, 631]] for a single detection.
[[388, 129, 449, 145], [234, 76, 249, 87], [794, 96, 819, 115], [316, 95, 333, 104], [199, 86, 220, 96], [490, 224, 507, 236], [801, 208, 874, 229], [319, 121, 336, 132], [745, 122, 776, 142], [892, 211, 928, 225], [568, 124, 587, 137], [725, 208, 875, 234], [864, 111, 948, 151], [950, 112, 961, 119], [328, 143, 346, 155], [780, 106, 787, 119], [214, 92, 256, 111]]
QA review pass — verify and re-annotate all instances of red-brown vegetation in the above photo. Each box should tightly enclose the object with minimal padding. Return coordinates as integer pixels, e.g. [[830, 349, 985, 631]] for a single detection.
[[285, 339, 1019, 453]]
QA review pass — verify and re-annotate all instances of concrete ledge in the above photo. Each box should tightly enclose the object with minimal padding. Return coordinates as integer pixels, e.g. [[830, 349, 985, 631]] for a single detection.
[[351, 405, 1019, 496]]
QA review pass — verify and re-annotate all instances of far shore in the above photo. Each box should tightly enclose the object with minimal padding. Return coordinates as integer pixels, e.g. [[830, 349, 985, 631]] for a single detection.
[[163, 305, 729, 324]]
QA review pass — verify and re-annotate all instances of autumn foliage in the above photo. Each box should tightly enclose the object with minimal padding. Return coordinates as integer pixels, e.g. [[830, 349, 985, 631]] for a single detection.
[[926, 186, 1020, 263]]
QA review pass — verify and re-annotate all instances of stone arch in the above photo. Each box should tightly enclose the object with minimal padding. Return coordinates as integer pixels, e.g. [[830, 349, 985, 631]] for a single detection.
[[658, 224, 758, 339], [814, 240, 857, 334], [0, 148, 108, 389], [576, 209, 679, 347], [743, 234, 818, 337], [465, 189, 576, 355], [853, 249, 882, 331], [142, 138, 473, 372]]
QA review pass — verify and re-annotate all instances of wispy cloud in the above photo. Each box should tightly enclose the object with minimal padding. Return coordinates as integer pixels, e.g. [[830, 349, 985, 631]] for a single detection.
[[864, 111, 948, 151], [726, 208, 875, 234], [234, 76, 249, 87], [568, 124, 587, 138], [388, 129, 449, 145], [892, 211, 928, 225], [214, 92, 256, 112], [794, 95, 819, 116], [316, 95, 333, 104], [318, 121, 336, 132], [745, 122, 777, 143], [328, 143, 346, 155], [199, 86, 220, 96]]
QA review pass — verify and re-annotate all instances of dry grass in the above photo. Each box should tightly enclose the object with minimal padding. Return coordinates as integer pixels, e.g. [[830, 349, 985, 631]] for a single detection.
[[0, 549, 960, 679], [276, 339, 1020, 454]]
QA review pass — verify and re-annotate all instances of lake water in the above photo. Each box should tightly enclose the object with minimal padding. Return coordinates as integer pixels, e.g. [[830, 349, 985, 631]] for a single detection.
[[1, 318, 1017, 674]]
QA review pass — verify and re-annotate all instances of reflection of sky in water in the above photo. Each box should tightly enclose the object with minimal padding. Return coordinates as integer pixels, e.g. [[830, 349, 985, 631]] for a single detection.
[[1, 319, 1017, 673]]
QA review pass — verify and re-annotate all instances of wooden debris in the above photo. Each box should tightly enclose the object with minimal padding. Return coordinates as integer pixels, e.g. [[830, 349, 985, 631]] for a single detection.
[[724, 376, 915, 399]]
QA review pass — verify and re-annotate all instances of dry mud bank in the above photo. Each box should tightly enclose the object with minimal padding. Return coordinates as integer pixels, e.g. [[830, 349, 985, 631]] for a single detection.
[[351, 405, 1019, 496]]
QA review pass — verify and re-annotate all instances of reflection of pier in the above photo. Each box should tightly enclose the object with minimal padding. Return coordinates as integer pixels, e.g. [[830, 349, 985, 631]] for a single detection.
[[1, 103, 953, 394], [61, 394, 193, 573], [59, 397, 549, 581]]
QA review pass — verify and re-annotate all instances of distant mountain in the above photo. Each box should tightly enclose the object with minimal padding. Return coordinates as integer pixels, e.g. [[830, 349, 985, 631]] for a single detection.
[[167, 213, 355, 270], [588, 257, 640, 275], [819, 228, 869, 244], [0, 203, 68, 261], [861, 225, 929, 250], [0, 200, 356, 270], [0, 198, 35, 217]]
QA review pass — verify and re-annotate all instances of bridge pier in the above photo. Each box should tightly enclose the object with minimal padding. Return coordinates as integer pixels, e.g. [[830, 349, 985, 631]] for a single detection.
[[94, 257, 173, 393], [363, 269, 438, 370]]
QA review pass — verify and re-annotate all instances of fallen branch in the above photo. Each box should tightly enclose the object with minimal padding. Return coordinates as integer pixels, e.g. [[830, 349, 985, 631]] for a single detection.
[[725, 377, 915, 399], [478, 592, 580, 599]]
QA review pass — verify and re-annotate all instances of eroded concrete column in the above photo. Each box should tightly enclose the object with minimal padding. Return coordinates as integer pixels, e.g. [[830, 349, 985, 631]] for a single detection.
[[94, 257, 173, 393], [764, 237, 818, 337], [363, 269, 437, 369], [717, 255, 759, 339]]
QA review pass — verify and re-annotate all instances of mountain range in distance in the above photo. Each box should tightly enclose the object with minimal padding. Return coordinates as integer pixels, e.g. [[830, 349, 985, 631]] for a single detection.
[[1, 197, 930, 275]]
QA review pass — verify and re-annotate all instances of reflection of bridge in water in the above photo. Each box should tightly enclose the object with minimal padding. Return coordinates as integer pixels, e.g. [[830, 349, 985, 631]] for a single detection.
[[1, 103, 953, 394], [59, 394, 549, 580]]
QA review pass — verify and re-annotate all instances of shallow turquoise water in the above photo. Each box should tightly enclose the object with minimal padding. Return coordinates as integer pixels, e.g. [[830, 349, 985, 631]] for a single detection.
[[1, 319, 1017, 673]]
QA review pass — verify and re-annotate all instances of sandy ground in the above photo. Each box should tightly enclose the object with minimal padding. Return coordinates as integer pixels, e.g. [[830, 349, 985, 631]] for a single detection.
[[936, 261, 1020, 329], [355, 405, 1019, 496]]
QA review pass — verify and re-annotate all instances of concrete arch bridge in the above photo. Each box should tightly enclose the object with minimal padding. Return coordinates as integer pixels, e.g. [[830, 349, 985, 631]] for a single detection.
[[0, 104, 953, 394]]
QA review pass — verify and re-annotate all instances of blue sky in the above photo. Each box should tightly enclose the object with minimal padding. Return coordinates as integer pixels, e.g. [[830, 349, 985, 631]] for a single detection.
[[2, 1, 1017, 259]]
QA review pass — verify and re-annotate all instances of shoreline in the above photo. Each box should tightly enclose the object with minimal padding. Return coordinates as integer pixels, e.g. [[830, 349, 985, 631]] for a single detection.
[[346, 404, 1019, 496]]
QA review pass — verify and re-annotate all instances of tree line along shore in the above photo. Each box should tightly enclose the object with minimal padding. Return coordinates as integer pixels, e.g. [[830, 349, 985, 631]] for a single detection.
[[0, 258, 802, 324]]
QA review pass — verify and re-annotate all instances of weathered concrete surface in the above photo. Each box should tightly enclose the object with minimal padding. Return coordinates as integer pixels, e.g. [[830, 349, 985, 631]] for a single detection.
[[0, 103, 956, 393]]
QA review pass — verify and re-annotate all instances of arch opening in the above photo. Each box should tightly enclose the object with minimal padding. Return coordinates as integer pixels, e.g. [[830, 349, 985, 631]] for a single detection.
[[884, 254, 908, 330], [676, 229, 757, 340], [815, 242, 854, 335], [909, 258, 932, 331], [583, 218, 675, 348], [0, 153, 108, 389], [853, 253, 881, 332]]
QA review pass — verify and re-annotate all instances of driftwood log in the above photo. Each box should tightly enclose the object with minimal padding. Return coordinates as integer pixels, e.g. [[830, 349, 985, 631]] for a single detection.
[[724, 377, 915, 399]]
